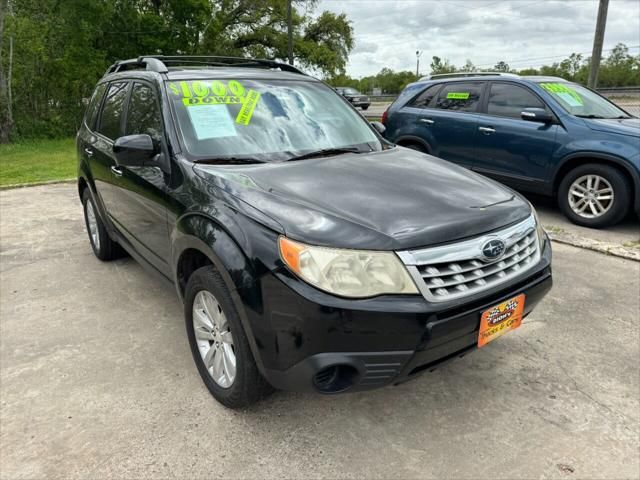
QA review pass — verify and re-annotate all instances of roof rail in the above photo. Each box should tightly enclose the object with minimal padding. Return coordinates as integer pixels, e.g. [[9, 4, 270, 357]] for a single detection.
[[104, 55, 306, 77], [419, 72, 520, 81]]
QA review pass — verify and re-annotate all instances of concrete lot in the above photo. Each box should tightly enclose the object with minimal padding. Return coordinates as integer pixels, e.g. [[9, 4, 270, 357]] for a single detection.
[[1, 184, 639, 479]]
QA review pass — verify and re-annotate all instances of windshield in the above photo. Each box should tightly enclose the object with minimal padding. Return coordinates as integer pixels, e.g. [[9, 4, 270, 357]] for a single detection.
[[537, 82, 630, 119], [343, 88, 360, 95], [166, 79, 380, 161]]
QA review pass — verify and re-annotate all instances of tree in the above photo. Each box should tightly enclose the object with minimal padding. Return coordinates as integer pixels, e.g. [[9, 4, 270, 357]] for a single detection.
[[493, 61, 510, 72], [430, 56, 456, 75], [0, 0, 13, 143], [2, 0, 354, 140], [460, 59, 476, 72]]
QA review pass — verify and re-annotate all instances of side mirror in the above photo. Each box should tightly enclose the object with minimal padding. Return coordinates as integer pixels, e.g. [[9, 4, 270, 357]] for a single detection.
[[521, 107, 554, 123], [370, 121, 386, 135], [113, 134, 157, 166]]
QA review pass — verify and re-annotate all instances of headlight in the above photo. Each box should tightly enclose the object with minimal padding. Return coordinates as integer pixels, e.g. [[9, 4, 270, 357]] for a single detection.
[[279, 236, 419, 298], [530, 204, 546, 250]]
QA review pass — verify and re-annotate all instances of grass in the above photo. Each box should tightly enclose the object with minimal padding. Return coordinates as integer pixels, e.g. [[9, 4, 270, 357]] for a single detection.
[[622, 240, 640, 250], [0, 138, 76, 187]]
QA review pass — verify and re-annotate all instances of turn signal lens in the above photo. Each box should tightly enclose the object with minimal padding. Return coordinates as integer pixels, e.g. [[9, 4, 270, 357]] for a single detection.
[[278, 236, 419, 298]]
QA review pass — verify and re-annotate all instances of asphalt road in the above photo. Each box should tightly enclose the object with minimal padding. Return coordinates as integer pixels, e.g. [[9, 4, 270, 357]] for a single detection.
[[1, 184, 639, 479]]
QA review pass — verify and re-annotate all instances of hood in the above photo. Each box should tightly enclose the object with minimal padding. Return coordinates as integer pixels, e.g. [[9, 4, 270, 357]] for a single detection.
[[584, 117, 640, 138], [194, 148, 531, 250]]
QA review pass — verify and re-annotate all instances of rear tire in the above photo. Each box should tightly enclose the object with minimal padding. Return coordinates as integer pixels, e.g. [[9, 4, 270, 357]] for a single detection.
[[185, 266, 273, 408], [82, 189, 123, 261], [557, 163, 631, 228]]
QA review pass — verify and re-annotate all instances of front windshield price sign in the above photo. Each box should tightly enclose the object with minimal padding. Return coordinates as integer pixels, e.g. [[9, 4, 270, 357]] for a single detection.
[[168, 80, 260, 125]]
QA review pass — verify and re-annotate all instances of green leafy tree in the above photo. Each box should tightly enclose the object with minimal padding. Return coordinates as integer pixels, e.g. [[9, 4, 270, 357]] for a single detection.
[[430, 56, 456, 75], [1, 0, 354, 140], [493, 61, 510, 72]]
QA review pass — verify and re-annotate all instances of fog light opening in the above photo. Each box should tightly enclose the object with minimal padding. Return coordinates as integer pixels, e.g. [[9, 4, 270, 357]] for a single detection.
[[313, 364, 358, 393]]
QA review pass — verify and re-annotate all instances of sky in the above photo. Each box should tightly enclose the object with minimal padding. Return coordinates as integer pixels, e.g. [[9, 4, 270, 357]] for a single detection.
[[315, 0, 640, 77]]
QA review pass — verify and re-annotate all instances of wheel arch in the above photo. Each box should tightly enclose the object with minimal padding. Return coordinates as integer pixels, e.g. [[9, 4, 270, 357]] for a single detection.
[[394, 135, 432, 153], [552, 152, 639, 211], [172, 213, 269, 375]]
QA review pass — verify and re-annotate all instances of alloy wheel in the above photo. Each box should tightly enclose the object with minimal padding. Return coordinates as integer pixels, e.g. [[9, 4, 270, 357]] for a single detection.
[[192, 290, 236, 388], [568, 174, 614, 219], [86, 201, 101, 251]]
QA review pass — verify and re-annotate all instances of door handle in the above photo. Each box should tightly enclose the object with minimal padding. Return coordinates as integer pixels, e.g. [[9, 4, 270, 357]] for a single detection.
[[478, 126, 496, 134], [419, 118, 435, 125], [84, 147, 94, 157], [110, 166, 123, 177]]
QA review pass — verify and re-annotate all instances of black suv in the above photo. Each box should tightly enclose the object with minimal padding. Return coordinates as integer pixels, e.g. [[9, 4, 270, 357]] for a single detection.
[[78, 56, 552, 408], [335, 87, 371, 110]]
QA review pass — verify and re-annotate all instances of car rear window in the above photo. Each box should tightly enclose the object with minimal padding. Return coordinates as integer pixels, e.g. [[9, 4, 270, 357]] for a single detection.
[[434, 82, 483, 112], [408, 84, 442, 109]]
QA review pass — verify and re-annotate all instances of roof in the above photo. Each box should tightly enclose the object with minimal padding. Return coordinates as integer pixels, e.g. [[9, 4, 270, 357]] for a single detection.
[[521, 75, 570, 83], [102, 55, 313, 82]]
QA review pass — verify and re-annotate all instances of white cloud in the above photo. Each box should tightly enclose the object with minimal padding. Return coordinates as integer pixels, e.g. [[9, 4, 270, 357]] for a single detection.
[[316, 0, 640, 77]]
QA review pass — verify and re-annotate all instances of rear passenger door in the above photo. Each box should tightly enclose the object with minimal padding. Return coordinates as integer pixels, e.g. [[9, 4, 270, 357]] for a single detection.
[[473, 81, 559, 191], [410, 81, 485, 167]]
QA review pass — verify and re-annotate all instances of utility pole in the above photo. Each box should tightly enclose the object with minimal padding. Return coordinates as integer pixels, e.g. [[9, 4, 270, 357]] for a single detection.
[[287, 0, 293, 65], [416, 50, 423, 78], [588, 0, 609, 89]]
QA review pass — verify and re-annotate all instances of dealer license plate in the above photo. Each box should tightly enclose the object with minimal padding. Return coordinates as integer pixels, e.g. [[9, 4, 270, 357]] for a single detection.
[[478, 294, 525, 348]]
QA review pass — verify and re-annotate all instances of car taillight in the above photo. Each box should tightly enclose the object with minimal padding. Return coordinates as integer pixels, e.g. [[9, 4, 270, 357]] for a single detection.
[[381, 109, 388, 125]]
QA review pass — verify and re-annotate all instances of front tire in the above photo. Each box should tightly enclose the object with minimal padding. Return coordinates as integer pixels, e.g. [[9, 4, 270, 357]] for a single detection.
[[185, 266, 272, 408], [558, 164, 631, 228], [361, 105, 369, 111], [82, 189, 123, 261]]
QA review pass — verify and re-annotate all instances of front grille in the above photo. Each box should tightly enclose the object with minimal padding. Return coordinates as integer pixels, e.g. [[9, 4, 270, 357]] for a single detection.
[[397, 215, 540, 302]]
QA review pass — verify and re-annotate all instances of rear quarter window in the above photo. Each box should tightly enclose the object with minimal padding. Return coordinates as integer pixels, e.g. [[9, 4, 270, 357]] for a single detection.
[[84, 83, 107, 131]]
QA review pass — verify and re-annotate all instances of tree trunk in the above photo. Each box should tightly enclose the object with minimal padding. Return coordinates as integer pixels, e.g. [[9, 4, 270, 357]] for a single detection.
[[0, 0, 13, 143]]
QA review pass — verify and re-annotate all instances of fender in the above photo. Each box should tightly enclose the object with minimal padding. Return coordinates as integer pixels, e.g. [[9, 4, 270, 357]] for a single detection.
[[172, 212, 280, 377], [393, 135, 432, 153], [552, 151, 640, 211]]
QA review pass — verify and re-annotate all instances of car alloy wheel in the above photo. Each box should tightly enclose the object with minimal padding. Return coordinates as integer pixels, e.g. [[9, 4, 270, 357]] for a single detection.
[[568, 174, 614, 219], [85, 200, 101, 251], [192, 290, 236, 388]]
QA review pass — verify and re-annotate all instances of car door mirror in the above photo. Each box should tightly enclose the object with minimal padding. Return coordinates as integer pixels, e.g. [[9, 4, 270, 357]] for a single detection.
[[521, 108, 554, 123], [370, 121, 386, 135], [113, 134, 157, 166]]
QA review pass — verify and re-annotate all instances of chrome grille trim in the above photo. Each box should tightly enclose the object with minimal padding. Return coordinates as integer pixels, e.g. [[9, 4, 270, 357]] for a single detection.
[[397, 215, 540, 302]]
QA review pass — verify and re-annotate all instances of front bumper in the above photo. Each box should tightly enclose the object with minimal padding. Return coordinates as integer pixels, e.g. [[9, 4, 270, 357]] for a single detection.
[[245, 237, 552, 394]]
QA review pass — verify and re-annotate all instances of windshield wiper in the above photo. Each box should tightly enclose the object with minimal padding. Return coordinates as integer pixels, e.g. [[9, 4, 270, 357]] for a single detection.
[[286, 147, 365, 162], [575, 114, 606, 119], [192, 157, 264, 165]]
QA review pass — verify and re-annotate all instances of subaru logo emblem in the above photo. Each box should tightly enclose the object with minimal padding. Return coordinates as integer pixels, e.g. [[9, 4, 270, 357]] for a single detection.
[[482, 239, 506, 260]]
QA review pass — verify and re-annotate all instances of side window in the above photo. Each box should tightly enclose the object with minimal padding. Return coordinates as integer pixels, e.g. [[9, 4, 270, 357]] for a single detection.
[[434, 82, 483, 112], [488, 83, 545, 119], [409, 84, 442, 109], [84, 83, 107, 131], [125, 83, 163, 142], [97, 82, 128, 140]]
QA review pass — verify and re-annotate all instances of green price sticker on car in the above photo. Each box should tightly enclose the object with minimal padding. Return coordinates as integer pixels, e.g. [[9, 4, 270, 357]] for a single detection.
[[447, 92, 470, 100]]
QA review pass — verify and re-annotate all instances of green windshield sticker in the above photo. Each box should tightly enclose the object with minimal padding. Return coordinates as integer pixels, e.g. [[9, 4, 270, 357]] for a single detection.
[[235, 90, 261, 126], [539, 83, 583, 106], [447, 92, 470, 100], [168, 80, 261, 125]]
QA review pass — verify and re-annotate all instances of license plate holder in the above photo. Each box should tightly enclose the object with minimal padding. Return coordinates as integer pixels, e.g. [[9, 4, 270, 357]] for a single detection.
[[478, 294, 526, 348]]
